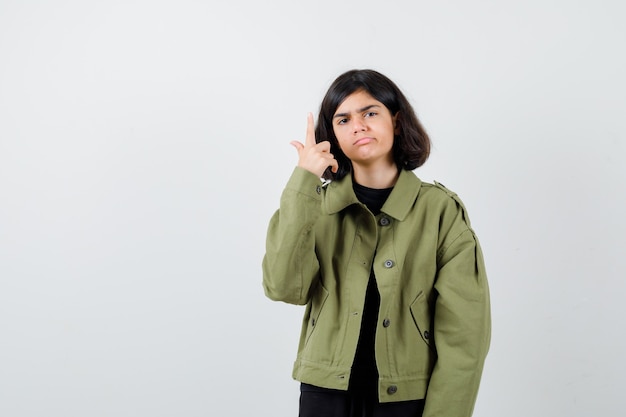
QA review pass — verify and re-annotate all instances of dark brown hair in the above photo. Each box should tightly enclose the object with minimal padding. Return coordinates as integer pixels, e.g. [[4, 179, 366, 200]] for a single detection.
[[316, 69, 431, 181]]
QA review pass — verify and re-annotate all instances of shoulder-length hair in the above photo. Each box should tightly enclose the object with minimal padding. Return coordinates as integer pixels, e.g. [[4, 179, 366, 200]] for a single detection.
[[315, 69, 431, 181]]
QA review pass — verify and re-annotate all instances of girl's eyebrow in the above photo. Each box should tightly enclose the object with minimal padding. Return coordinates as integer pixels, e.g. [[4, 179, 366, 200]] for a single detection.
[[333, 104, 381, 119]]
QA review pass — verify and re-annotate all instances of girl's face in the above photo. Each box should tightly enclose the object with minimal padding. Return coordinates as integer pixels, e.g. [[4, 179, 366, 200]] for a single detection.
[[332, 90, 398, 170]]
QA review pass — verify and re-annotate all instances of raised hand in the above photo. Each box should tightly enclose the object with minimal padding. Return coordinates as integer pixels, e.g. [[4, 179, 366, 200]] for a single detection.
[[290, 113, 339, 178]]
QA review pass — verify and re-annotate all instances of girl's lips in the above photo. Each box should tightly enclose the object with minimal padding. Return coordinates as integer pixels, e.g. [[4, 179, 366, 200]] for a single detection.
[[354, 137, 374, 146]]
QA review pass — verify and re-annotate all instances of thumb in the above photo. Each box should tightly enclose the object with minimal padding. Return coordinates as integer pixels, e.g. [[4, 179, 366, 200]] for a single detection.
[[290, 141, 304, 152]]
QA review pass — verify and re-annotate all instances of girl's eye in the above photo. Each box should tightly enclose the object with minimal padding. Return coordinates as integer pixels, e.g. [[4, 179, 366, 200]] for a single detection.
[[337, 118, 348, 125], [364, 112, 377, 118]]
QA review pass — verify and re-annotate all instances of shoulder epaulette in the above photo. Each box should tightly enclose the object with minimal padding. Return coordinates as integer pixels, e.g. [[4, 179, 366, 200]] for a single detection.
[[434, 181, 472, 228]]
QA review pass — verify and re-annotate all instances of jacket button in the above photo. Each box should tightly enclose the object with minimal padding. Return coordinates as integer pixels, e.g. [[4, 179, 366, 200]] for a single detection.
[[382, 318, 391, 328], [316, 185, 322, 194], [387, 385, 397, 395], [311, 319, 316, 326], [379, 217, 391, 226], [383, 259, 394, 268], [424, 330, 430, 339]]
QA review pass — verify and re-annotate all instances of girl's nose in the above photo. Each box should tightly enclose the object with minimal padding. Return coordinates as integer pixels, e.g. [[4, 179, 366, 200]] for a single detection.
[[352, 118, 366, 133]]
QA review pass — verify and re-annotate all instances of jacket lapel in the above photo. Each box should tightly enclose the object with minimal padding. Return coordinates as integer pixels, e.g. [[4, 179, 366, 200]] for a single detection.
[[322, 170, 423, 220]]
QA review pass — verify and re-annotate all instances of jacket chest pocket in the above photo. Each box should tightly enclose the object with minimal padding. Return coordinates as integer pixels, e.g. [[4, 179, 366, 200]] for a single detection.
[[409, 291, 435, 351]]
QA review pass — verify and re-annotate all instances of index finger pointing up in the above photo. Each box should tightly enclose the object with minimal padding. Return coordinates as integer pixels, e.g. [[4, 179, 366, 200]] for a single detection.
[[305, 112, 316, 148]]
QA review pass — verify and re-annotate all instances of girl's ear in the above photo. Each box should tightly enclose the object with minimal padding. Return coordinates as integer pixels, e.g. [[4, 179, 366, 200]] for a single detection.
[[393, 112, 401, 135]]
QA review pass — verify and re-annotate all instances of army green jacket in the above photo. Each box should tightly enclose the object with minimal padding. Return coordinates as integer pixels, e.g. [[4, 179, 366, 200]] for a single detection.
[[263, 167, 491, 417]]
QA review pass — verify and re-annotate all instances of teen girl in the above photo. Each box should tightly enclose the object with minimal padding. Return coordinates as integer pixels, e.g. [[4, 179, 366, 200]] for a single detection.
[[263, 69, 490, 417]]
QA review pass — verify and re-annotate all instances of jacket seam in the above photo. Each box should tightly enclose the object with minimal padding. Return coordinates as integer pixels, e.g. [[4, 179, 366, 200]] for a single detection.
[[437, 227, 472, 263]]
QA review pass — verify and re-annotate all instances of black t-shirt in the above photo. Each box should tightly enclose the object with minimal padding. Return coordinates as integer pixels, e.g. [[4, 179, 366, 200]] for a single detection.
[[350, 182, 393, 395], [353, 182, 393, 216]]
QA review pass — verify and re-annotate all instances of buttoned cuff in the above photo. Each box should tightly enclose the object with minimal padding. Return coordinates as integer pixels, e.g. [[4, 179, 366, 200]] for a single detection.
[[285, 167, 325, 200]]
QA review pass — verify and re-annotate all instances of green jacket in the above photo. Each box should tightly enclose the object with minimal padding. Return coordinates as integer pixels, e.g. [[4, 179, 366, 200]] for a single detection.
[[263, 167, 491, 417]]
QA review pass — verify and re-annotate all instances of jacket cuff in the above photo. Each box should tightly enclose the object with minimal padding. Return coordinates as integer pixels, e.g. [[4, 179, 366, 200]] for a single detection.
[[285, 167, 324, 201]]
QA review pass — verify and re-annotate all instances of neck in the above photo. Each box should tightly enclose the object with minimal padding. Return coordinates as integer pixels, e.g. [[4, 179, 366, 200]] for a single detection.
[[352, 162, 399, 189]]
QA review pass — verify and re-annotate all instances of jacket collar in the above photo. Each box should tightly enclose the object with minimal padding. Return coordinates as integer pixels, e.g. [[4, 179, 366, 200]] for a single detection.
[[323, 169, 422, 221]]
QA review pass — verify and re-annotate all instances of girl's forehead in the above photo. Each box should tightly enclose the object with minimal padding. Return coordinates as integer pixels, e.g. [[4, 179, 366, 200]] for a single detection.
[[336, 90, 382, 112]]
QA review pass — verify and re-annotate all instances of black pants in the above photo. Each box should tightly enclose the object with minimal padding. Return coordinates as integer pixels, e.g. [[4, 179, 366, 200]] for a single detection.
[[299, 383, 424, 417]]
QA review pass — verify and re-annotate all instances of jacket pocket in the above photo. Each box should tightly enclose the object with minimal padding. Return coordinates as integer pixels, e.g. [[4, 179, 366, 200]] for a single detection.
[[304, 284, 329, 346], [409, 291, 435, 351]]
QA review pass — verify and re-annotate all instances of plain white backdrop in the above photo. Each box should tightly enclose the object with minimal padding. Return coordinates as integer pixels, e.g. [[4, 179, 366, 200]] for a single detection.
[[1, 1, 625, 416]]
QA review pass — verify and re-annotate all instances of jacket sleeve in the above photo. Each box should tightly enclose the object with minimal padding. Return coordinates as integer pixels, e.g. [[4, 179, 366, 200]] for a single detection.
[[262, 167, 324, 305], [423, 203, 491, 417]]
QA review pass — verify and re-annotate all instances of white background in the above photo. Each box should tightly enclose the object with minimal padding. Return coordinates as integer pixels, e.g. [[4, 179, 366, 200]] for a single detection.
[[1, 1, 625, 416]]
